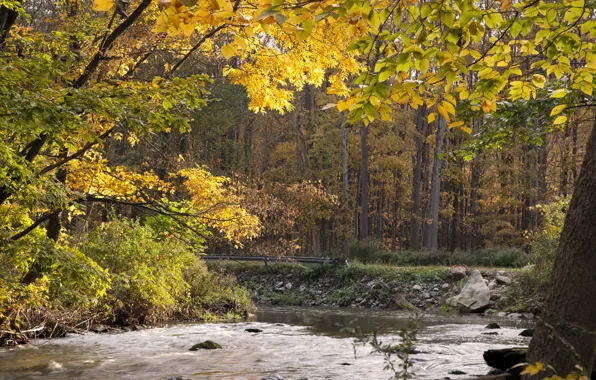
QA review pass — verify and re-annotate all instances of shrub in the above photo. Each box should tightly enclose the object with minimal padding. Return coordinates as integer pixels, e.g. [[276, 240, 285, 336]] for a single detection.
[[83, 219, 254, 324], [345, 242, 529, 268], [83, 219, 195, 324]]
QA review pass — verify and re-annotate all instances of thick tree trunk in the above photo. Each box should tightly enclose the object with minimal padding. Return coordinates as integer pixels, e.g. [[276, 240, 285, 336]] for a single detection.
[[360, 125, 369, 240], [423, 114, 445, 250], [527, 118, 596, 377], [410, 106, 427, 249]]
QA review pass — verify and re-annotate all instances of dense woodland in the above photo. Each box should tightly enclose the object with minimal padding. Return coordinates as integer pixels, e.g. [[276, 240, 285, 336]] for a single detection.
[[0, 0, 595, 377]]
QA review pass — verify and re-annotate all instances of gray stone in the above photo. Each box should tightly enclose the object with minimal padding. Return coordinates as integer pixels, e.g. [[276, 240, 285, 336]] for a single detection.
[[90, 324, 109, 333], [507, 313, 524, 319], [448, 266, 468, 280], [423, 292, 431, 299], [412, 285, 423, 291], [496, 311, 508, 317], [299, 284, 307, 292], [261, 376, 284, 380], [449, 270, 490, 312], [495, 275, 512, 285], [490, 292, 502, 301], [285, 282, 293, 290], [442, 283, 450, 289], [488, 280, 498, 289]]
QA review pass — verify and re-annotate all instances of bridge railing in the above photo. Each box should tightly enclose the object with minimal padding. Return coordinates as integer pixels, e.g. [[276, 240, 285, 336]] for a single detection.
[[201, 255, 348, 266]]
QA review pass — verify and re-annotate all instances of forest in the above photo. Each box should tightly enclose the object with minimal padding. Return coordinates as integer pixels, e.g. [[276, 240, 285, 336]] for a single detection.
[[0, 0, 595, 378]]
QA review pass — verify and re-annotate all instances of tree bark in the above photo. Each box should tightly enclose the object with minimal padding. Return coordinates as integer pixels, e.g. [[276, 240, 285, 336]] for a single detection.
[[0, 1, 19, 50], [527, 118, 596, 377], [410, 106, 427, 249], [360, 125, 369, 240], [391, 169, 401, 252], [423, 113, 446, 250]]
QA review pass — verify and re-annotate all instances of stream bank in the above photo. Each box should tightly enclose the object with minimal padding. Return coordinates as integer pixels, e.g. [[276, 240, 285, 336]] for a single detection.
[[214, 262, 539, 316]]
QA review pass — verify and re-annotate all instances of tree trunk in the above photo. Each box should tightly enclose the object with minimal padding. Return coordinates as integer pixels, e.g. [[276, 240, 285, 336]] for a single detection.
[[341, 113, 350, 255], [360, 125, 369, 240], [377, 183, 384, 241], [527, 118, 596, 377], [410, 106, 427, 249], [423, 114, 446, 250], [392, 169, 401, 252], [342, 115, 349, 208], [0, 2, 19, 49]]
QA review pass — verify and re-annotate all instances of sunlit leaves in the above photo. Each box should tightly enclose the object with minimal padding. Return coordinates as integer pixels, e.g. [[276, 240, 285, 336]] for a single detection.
[[92, 0, 113, 11]]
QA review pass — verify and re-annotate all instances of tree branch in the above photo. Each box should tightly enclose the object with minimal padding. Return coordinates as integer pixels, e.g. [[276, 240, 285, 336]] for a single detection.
[[10, 210, 61, 241], [39, 127, 116, 175]]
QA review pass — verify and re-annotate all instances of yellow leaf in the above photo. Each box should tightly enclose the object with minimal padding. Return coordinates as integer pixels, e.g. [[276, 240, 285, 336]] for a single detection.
[[550, 104, 567, 116], [553, 115, 568, 125], [461, 125, 472, 134], [521, 363, 545, 376], [441, 100, 456, 115], [427, 113, 436, 124], [437, 105, 450, 121], [93, 0, 113, 11], [532, 74, 546, 88], [221, 44, 236, 59], [550, 89, 568, 98]]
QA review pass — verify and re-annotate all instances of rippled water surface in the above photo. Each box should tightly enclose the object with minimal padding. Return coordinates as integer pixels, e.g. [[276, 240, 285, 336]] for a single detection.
[[0, 306, 531, 380]]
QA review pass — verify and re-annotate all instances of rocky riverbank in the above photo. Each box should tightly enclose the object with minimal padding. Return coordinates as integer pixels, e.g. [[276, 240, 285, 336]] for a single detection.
[[217, 262, 539, 316]]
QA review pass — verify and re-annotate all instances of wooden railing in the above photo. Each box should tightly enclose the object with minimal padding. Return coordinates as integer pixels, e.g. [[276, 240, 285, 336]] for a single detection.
[[202, 255, 348, 266]]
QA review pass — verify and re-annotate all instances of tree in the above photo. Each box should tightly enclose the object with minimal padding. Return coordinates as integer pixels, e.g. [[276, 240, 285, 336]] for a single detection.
[[527, 116, 596, 377]]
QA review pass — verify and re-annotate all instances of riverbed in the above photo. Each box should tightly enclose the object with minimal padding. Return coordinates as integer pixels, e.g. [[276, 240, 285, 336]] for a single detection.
[[0, 306, 531, 379]]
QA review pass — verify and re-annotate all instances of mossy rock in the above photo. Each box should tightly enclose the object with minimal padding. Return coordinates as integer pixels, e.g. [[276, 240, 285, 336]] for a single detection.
[[394, 295, 418, 311], [189, 340, 222, 351]]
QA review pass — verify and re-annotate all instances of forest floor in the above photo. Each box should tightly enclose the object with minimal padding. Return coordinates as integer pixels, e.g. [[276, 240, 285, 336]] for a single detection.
[[210, 262, 542, 317]]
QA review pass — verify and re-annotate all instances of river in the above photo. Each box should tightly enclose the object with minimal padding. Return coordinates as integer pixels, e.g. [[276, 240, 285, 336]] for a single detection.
[[0, 306, 531, 380]]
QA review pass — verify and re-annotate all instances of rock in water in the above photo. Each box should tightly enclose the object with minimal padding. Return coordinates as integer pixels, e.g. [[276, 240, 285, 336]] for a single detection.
[[189, 340, 222, 351], [261, 376, 284, 380], [483, 348, 527, 374], [89, 324, 109, 333], [447, 270, 490, 312], [519, 328, 534, 337], [245, 328, 263, 333], [485, 322, 501, 329]]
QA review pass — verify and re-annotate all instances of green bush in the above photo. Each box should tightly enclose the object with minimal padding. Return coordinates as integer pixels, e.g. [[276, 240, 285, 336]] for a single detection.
[[346, 239, 529, 268], [83, 219, 253, 324]]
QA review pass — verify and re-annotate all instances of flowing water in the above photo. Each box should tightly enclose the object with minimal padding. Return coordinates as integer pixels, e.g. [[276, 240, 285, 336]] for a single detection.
[[0, 306, 531, 380]]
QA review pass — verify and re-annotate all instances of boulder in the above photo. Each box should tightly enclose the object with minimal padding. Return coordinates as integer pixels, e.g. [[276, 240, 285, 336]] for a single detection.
[[485, 322, 501, 329], [495, 275, 512, 285], [448, 270, 490, 312], [519, 328, 534, 337], [189, 340, 222, 351], [448, 266, 468, 280], [483, 348, 527, 375]]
